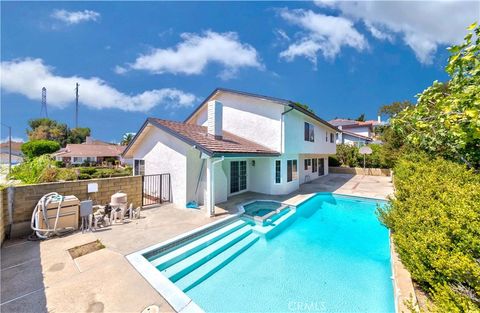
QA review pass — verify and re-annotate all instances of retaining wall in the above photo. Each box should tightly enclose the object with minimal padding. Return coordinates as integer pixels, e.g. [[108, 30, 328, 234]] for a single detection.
[[329, 166, 391, 176]]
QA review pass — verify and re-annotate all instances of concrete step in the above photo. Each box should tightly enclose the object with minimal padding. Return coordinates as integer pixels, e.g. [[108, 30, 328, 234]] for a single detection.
[[163, 226, 253, 282], [175, 233, 259, 292], [150, 219, 248, 269]]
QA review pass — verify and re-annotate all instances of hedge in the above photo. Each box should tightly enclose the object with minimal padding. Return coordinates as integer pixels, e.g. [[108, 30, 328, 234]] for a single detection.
[[21, 140, 60, 159], [378, 154, 480, 312]]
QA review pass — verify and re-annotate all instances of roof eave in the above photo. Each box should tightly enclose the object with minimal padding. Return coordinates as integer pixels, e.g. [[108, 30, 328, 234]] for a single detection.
[[287, 102, 340, 132]]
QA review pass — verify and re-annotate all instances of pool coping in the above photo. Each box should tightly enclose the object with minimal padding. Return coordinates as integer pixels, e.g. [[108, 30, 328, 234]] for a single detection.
[[126, 208, 245, 313], [127, 192, 412, 313]]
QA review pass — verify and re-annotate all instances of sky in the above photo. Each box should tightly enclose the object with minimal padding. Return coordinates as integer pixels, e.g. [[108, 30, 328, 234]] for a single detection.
[[1, 1, 479, 143]]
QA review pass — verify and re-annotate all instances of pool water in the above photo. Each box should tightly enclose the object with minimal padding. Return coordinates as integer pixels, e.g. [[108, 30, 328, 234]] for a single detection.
[[186, 194, 394, 312], [243, 200, 282, 216]]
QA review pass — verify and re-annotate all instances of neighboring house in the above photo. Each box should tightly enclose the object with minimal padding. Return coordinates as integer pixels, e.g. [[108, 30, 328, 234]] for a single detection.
[[0, 141, 23, 165], [52, 143, 127, 165], [123, 88, 338, 215], [329, 118, 385, 146]]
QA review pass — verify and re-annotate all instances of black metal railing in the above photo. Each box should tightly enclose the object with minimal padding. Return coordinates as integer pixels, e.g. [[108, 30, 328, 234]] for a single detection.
[[142, 173, 171, 206]]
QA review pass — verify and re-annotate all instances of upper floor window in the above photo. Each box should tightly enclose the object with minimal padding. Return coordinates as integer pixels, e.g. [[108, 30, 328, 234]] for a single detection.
[[304, 122, 314, 142], [325, 131, 328, 142], [330, 133, 334, 143]]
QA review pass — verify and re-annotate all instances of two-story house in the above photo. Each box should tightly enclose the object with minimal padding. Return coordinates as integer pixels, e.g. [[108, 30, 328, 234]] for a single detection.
[[123, 88, 338, 216]]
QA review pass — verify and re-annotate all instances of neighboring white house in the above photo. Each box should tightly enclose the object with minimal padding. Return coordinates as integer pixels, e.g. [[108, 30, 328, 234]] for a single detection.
[[123, 88, 338, 215], [329, 119, 382, 146]]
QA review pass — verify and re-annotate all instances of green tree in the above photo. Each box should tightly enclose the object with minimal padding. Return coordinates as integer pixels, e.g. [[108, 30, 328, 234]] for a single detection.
[[393, 23, 480, 168], [27, 118, 68, 146], [378, 100, 414, 119], [21, 140, 60, 159], [120, 133, 135, 146], [67, 128, 91, 144], [355, 113, 365, 122]]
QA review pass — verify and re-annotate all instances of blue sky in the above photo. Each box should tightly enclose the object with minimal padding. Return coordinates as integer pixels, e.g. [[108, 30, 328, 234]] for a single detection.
[[1, 1, 478, 143]]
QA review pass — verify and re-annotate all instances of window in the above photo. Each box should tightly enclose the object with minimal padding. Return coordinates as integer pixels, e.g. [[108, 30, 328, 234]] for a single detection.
[[325, 131, 328, 142], [134, 159, 145, 175], [304, 122, 314, 142], [304, 159, 311, 170], [330, 133, 334, 143], [318, 158, 325, 176], [230, 161, 247, 193], [312, 158, 317, 173], [275, 160, 281, 184], [73, 157, 82, 163], [287, 159, 298, 182]]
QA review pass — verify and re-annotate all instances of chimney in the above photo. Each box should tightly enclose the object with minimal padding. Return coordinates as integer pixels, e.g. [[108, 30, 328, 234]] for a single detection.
[[207, 100, 223, 139], [85, 136, 93, 144], [377, 115, 381, 123]]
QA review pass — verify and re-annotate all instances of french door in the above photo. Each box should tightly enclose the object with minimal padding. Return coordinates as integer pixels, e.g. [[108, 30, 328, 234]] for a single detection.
[[230, 161, 247, 193], [318, 158, 325, 176]]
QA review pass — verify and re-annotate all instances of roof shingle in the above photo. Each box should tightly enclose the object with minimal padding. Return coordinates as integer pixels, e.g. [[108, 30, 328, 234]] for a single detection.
[[150, 118, 279, 156]]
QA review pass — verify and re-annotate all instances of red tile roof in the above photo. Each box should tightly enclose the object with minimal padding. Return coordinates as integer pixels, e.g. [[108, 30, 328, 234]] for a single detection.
[[150, 118, 280, 156], [53, 144, 126, 158], [0, 141, 23, 152]]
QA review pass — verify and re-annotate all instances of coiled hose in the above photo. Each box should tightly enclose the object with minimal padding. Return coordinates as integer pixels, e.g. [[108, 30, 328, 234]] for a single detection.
[[31, 192, 64, 239]]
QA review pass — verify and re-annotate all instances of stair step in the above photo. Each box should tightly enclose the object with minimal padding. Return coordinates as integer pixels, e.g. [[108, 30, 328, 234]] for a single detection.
[[163, 226, 253, 281], [175, 233, 259, 292], [151, 219, 247, 269]]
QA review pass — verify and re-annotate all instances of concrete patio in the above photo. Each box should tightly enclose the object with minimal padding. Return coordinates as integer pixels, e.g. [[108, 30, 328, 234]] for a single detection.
[[1, 174, 394, 313]]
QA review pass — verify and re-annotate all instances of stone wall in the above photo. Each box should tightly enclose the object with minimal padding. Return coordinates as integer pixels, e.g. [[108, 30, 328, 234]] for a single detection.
[[329, 166, 391, 176], [1, 175, 142, 241]]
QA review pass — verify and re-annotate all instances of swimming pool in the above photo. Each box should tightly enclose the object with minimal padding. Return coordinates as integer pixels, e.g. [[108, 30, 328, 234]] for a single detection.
[[131, 193, 395, 312]]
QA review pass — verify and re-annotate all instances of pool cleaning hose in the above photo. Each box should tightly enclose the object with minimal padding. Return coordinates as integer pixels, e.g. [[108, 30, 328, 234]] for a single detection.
[[30, 192, 65, 239]]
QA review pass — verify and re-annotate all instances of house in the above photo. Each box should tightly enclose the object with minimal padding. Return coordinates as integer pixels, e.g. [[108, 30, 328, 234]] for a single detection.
[[329, 118, 384, 146], [0, 141, 24, 165], [52, 143, 127, 165], [123, 88, 338, 215]]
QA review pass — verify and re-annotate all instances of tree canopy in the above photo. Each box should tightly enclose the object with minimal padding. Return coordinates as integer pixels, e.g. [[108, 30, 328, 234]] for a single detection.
[[378, 100, 414, 119], [27, 118, 91, 147], [21, 140, 60, 159], [392, 23, 480, 169]]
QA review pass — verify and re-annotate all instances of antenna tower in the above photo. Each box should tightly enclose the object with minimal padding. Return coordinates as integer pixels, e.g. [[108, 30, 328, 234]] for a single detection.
[[40, 87, 48, 117]]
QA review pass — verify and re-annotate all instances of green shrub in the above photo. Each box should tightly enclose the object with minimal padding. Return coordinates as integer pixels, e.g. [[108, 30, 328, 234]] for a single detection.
[[79, 167, 96, 175], [92, 169, 115, 178], [336, 144, 360, 167], [78, 173, 92, 180], [378, 154, 480, 311], [57, 168, 77, 181], [9, 155, 57, 184], [21, 140, 60, 159], [54, 160, 65, 168], [328, 156, 341, 167]]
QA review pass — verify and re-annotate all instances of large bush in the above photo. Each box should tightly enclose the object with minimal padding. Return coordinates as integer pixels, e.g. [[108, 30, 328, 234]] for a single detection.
[[378, 154, 480, 312], [21, 140, 60, 159], [9, 155, 58, 184], [333, 144, 393, 168]]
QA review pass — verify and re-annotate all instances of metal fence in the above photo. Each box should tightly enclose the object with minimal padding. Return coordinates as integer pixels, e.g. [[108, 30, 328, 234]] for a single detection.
[[142, 173, 171, 206]]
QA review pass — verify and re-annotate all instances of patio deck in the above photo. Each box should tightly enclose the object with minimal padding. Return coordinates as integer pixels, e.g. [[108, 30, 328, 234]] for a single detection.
[[1, 174, 394, 313]]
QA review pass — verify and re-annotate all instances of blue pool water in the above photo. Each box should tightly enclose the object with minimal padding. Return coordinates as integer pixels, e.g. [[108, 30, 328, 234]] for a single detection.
[[186, 194, 394, 312], [243, 200, 282, 216]]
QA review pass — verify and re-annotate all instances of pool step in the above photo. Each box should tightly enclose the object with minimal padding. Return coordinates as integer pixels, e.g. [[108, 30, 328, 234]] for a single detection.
[[162, 226, 253, 282], [151, 219, 248, 269], [175, 232, 259, 292]]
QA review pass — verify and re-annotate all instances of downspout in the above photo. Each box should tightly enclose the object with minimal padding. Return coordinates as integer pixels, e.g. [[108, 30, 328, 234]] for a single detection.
[[281, 106, 294, 154], [207, 156, 224, 217]]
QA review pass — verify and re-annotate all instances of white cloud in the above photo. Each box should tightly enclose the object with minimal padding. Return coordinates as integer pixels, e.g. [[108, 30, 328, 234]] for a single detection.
[[315, 1, 479, 64], [51, 9, 100, 25], [1, 137, 25, 143], [1, 58, 197, 112], [120, 31, 263, 80], [278, 9, 368, 66]]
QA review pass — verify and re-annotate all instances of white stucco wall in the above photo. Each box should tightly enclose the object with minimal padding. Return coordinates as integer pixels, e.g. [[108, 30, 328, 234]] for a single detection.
[[191, 94, 284, 152], [345, 126, 371, 137], [284, 110, 336, 155], [129, 126, 190, 207], [299, 154, 329, 184]]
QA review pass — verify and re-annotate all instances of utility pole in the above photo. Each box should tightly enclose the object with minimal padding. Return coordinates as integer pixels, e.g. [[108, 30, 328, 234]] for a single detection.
[[1, 123, 12, 175], [75, 82, 79, 128]]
